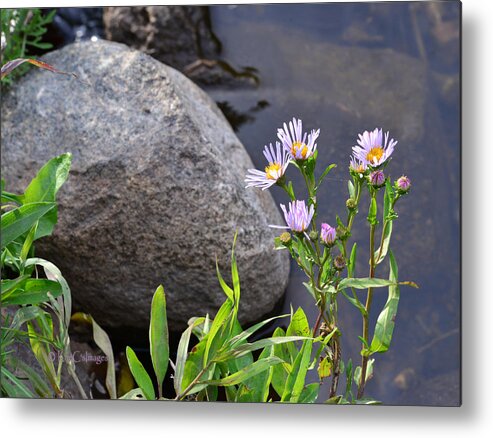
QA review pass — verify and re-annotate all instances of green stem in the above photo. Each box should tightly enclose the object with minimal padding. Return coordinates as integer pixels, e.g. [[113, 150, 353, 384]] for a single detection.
[[357, 191, 377, 399], [279, 180, 296, 201]]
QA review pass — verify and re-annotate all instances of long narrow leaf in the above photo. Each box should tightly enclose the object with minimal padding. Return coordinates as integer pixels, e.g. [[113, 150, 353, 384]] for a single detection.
[[2, 279, 62, 306], [149, 285, 169, 397], [174, 317, 205, 395], [1, 58, 78, 80], [369, 251, 400, 354], [126, 346, 155, 400], [201, 356, 283, 387], [215, 336, 312, 362], [1, 202, 55, 248], [226, 313, 290, 349], [71, 312, 117, 399], [338, 277, 395, 290]]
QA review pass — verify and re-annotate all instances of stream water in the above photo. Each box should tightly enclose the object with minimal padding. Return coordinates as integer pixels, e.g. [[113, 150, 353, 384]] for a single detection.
[[46, 3, 460, 405]]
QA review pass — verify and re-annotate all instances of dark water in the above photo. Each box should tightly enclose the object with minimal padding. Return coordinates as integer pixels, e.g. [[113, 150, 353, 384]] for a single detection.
[[205, 2, 461, 406], [44, 3, 460, 405]]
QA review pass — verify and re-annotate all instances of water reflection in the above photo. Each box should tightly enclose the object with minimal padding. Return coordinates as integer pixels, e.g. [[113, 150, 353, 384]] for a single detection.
[[208, 2, 460, 406]]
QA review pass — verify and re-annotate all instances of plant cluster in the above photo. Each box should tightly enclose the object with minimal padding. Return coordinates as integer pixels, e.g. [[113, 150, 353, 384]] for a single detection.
[[0, 153, 90, 398], [245, 118, 416, 402]]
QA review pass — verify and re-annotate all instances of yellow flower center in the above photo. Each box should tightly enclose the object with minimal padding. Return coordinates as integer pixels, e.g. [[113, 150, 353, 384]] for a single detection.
[[355, 164, 365, 173], [366, 146, 384, 164], [265, 162, 282, 180], [291, 141, 309, 159]]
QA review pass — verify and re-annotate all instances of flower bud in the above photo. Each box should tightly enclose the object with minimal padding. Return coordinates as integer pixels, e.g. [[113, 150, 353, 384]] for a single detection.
[[308, 230, 318, 241], [279, 232, 292, 245], [369, 170, 385, 187], [346, 198, 357, 210], [396, 175, 411, 192], [336, 225, 349, 240], [320, 223, 336, 246], [333, 255, 346, 271]]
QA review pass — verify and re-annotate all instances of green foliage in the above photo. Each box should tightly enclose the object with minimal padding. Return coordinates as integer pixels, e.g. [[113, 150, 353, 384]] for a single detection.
[[0, 153, 89, 399], [126, 347, 156, 401], [120, 237, 327, 403], [1, 8, 56, 84], [368, 251, 400, 354], [149, 285, 169, 398]]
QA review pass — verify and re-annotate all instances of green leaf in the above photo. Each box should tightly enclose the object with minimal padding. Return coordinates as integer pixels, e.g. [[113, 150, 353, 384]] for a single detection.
[[354, 359, 375, 386], [1, 190, 23, 205], [2, 278, 62, 305], [71, 312, 117, 399], [367, 196, 378, 226], [316, 164, 337, 189], [0, 275, 29, 297], [348, 180, 356, 199], [302, 282, 317, 300], [348, 243, 357, 277], [1, 202, 55, 248], [383, 178, 395, 218], [286, 307, 311, 337], [8, 358, 52, 397], [317, 356, 332, 380], [281, 340, 313, 402], [235, 345, 274, 402], [27, 321, 60, 395], [299, 382, 320, 403], [231, 232, 240, 314], [1, 367, 35, 398], [149, 285, 169, 397], [215, 335, 312, 362], [118, 388, 145, 400], [271, 327, 292, 397], [325, 395, 344, 404], [344, 358, 354, 400], [354, 396, 382, 405], [226, 313, 290, 349], [126, 346, 155, 400], [25, 258, 71, 329], [20, 223, 37, 263], [369, 251, 400, 354], [181, 337, 208, 394], [374, 222, 393, 265], [203, 299, 234, 366], [23, 153, 72, 240], [338, 277, 396, 290], [174, 317, 205, 395], [216, 258, 234, 302], [202, 356, 283, 387]]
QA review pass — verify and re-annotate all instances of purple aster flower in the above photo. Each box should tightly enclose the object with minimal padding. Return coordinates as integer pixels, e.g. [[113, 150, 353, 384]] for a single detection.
[[277, 118, 320, 161], [396, 175, 411, 191], [270, 200, 314, 233], [349, 156, 367, 175], [352, 128, 397, 167], [370, 170, 385, 187], [245, 142, 290, 190], [320, 223, 336, 245]]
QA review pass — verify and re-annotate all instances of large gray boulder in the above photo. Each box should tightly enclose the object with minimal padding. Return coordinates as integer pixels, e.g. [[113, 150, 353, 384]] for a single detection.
[[1, 40, 290, 331]]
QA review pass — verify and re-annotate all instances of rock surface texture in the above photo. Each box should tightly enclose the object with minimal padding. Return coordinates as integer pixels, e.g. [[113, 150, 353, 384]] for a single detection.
[[1, 40, 290, 331]]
